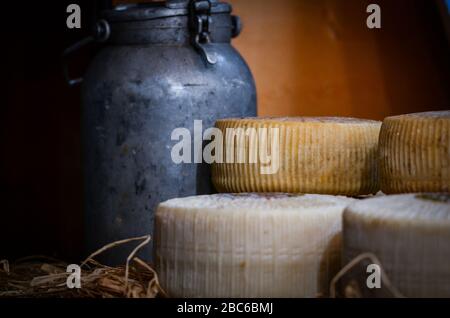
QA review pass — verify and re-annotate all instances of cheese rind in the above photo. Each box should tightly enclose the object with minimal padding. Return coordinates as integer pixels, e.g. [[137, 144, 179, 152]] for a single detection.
[[212, 117, 382, 195], [343, 194, 450, 298], [155, 193, 355, 298], [379, 111, 450, 193]]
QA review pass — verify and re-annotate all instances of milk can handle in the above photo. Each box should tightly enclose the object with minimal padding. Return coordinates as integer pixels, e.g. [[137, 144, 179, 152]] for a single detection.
[[62, 20, 110, 87]]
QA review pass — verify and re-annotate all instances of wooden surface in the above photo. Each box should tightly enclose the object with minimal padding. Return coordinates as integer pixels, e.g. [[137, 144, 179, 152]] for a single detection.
[[228, 0, 449, 119]]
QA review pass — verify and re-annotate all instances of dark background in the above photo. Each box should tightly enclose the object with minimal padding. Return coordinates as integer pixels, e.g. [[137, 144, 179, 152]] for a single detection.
[[1, 0, 449, 262], [0, 1, 105, 261]]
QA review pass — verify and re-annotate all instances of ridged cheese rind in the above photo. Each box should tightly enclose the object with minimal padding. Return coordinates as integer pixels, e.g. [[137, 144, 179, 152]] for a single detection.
[[212, 117, 382, 195], [343, 193, 450, 298], [379, 111, 450, 193], [155, 193, 355, 298]]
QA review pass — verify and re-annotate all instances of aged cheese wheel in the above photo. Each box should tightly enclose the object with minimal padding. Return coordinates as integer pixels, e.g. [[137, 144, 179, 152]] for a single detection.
[[155, 193, 355, 298], [343, 193, 450, 298], [379, 111, 450, 193], [212, 117, 382, 196]]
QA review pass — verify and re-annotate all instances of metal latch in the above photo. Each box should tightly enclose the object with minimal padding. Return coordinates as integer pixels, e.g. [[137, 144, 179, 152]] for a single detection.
[[189, 0, 217, 65]]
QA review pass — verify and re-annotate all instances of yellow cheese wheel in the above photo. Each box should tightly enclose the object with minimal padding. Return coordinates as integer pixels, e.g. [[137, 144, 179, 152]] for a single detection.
[[379, 111, 450, 193], [343, 193, 450, 297], [155, 193, 355, 298], [212, 117, 382, 195]]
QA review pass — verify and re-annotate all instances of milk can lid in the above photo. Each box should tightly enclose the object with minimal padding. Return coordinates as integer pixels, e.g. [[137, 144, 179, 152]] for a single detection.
[[104, 0, 232, 22]]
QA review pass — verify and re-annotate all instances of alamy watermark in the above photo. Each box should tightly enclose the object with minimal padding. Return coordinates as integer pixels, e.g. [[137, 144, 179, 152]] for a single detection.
[[366, 4, 381, 29], [66, 264, 81, 289], [67, 4, 381, 30], [65, 262, 381, 291], [170, 120, 280, 175], [66, 4, 81, 29], [366, 264, 381, 289]]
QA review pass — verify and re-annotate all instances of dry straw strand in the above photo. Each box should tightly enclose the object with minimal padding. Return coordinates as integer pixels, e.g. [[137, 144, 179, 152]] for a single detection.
[[0, 235, 166, 298]]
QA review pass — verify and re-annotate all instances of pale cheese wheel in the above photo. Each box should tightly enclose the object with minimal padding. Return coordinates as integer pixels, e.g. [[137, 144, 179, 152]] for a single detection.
[[155, 193, 355, 298], [379, 111, 450, 193], [343, 193, 450, 297], [212, 117, 382, 196]]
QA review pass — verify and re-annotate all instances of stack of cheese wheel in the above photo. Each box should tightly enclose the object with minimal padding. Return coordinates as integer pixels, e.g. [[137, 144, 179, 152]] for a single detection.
[[338, 110, 450, 298], [343, 194, 450, 297], [155, 116, 383, 298], [379, 111, 450, 193], [155, 193, 355, 298], [212, 117, 382, 196]]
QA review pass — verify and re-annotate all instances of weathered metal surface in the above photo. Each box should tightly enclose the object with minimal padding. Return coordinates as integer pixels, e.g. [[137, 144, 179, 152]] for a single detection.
[[80, 1, 257, 264]]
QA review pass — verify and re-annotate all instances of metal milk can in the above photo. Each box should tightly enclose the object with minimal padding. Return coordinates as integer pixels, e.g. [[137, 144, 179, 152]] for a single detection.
[[65, 0, 256, 263]]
